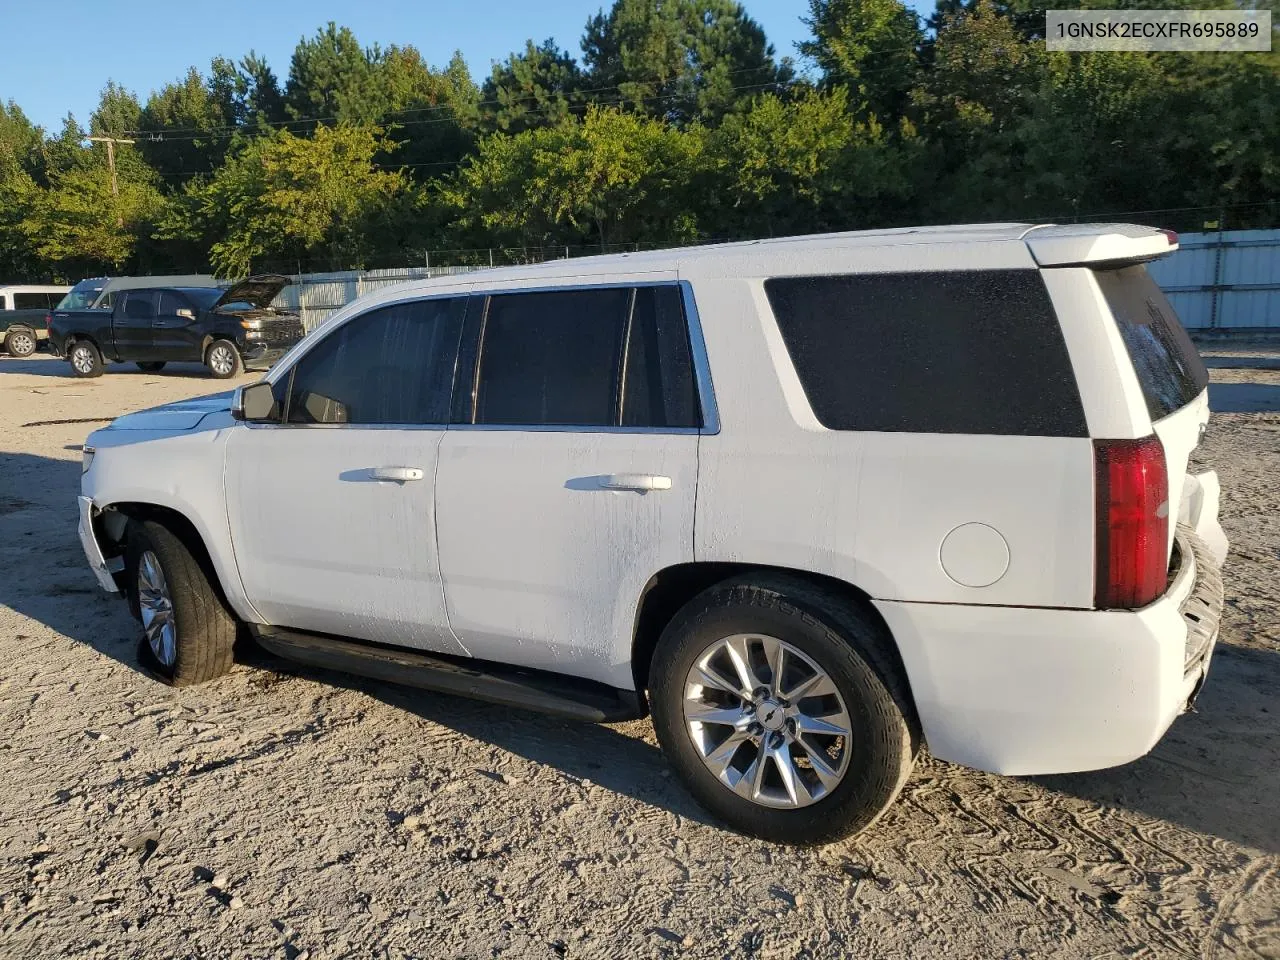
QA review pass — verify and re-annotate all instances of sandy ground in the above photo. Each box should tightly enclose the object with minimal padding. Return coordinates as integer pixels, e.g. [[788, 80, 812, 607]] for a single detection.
[[1, 352, 1278, 960]]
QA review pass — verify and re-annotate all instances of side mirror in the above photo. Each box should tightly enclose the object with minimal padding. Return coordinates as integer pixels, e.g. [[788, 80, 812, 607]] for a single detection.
[[176, 308, 195, 320], [231, 381, 278, 422]]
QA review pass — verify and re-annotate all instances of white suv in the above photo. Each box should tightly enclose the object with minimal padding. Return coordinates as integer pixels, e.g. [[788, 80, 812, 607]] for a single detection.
[[77, 223, 1227, 844]]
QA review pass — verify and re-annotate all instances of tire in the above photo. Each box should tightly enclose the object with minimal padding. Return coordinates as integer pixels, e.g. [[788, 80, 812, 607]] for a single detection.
[[649, 574, 919, 845], [125, 519, 237, 686], [68, 340, 104, 378], [4, 327, 37, 358], [136, 361, 166, 372], [206, 340, 242, 379]]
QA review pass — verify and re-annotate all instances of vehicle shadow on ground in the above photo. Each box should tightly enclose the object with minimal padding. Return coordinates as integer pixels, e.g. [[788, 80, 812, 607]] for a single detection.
[[1208, 382, 1280, 413], [0, 355, 223, 380], [6, 449, 1278, 847], [239, 645, 720, 828], [1033, 642, 1280, 854]]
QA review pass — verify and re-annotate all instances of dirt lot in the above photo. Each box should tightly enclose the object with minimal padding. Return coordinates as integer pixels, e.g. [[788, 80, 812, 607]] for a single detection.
[[1, 351, 1278, 960]]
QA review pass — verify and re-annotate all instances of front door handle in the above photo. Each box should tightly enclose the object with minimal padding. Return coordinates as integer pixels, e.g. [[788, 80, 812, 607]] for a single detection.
[[371, 466, 425, 483], [599, 473, 672, 492]]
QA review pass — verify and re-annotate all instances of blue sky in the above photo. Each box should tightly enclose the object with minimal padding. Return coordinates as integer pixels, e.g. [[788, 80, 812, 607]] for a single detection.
[[0, 0, 927, 133]]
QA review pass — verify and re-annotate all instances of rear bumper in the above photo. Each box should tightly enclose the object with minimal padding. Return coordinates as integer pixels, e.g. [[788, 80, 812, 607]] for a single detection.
[[875, 524, 1225, 775]]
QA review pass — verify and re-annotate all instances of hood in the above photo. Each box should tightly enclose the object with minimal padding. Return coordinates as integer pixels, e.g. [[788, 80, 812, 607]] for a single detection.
[[214, 274, 291, 311], [105, 391, 234, 431]]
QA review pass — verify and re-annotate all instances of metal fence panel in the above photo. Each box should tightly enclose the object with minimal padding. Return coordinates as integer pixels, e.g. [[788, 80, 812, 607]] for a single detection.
[[1148, 229, 1280, 329]]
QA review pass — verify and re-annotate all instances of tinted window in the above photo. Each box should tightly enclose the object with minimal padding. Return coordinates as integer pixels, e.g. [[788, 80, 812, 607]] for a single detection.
[[473, 288, 630, 426], [764, 271, 1087, 436], [0, 296, 6, 310], [283, 297, 465, 425], [121, 292, 156, 320], [620, 285, 700, 428], [57, 285, 105, 310], [1095, 266, 1208, 421], [13, 293, 49, 310], [157, 292, 189, 315]]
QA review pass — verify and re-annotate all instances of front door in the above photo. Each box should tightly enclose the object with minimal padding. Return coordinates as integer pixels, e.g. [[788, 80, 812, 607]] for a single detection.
[[435, 283, 705, 690], [224, 295, 470, 653], [113, 291, 159, 359], [152, 290, 204, 362]]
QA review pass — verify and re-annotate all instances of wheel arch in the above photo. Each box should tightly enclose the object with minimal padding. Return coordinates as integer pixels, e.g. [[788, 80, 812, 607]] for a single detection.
[[98, 500, 251, 621], [629, 562, 917, 715]]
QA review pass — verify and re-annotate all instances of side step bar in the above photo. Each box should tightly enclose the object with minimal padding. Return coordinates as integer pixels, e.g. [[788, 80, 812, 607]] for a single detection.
[[250, 626, 646, 723]]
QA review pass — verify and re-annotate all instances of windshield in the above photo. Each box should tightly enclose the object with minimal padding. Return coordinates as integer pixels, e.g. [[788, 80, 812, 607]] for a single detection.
[[56, 284, 106, 311]]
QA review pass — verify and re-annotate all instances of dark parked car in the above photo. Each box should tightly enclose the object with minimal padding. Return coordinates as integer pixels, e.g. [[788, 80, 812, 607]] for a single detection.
[[48, 275, 305, 379]]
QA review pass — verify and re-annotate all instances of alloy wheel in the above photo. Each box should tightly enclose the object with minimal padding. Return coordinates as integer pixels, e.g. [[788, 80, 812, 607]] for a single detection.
[[682, 633, 852, 809], [137, 550, 177, 667]]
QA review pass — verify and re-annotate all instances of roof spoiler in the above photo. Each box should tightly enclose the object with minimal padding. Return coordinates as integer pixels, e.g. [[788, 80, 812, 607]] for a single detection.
[[1023, 223, 1179, 267]]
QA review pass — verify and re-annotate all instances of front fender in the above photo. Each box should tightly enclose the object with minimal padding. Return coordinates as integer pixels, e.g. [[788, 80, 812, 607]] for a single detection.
[[82, 426, 264, 624]]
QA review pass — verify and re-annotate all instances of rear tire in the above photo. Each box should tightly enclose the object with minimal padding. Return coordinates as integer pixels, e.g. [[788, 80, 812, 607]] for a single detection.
[[125, 519, 237, 686], [4, 328, 37, 358], [649, 575, 918, 845], [206, 340, 242, 379], [68, 340, 103, 378], [136, 361, 166, 372]]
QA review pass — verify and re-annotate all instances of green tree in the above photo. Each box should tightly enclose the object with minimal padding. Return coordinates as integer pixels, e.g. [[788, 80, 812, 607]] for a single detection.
[[705, 87, 917, 236], [137, 62, 242, 182], [481, 39, 584, 133], [0, 102, 46, 279], [445, 106, 704, 250], [582, 0, 792, 124], [173, 124, 410, 275], [801, 0, 922, 119]]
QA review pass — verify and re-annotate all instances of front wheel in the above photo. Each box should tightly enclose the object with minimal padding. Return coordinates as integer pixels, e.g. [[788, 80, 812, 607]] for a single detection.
[[650, 575, 918, 845], [68, 340, 104, 378], [206, 340, 242, 379], [126, 519, 237, 686], [4, 328, 37, 358], [136, 361, 166, 372]]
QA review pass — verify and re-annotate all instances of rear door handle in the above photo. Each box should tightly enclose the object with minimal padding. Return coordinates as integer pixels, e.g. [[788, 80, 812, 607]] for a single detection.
[[598, 473, 672, 492], [371, 466, 425, 483]]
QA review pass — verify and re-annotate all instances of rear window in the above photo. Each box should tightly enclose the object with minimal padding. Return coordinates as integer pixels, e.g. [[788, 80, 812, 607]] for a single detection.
[[763, 270, 1087, 436], [1094, 266, 1208, 421]]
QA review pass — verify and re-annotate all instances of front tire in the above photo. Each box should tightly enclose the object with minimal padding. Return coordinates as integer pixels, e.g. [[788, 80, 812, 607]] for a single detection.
[[125, 519, 237, 686], [4, 328, 37, 358], [206, 340, 242, 379], [68, 340, 103, 378], [136, 361, 166, 372], [650, 575, 918, 845]]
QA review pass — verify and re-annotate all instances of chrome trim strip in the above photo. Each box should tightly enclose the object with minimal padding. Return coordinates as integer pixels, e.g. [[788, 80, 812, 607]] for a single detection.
[[447, 424, 701, 435], [679, 279, 720, 435]]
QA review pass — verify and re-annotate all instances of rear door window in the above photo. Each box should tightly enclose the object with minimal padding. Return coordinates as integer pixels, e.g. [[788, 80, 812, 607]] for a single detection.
[[1094, 266, 1208, 421], [13, 293, 48, 309], [763, 270, 1087, 436], [121, 292, 156, 320], [463, 285, 701, 429]]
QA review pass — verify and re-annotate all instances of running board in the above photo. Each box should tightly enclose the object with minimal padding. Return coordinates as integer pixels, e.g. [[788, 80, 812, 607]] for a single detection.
[[250, 626, 645, 723]]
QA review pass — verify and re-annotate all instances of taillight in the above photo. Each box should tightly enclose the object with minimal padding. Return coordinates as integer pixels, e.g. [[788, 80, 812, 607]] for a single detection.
[[1094, 436, 1169, 609], [44, 312, 52, 330]]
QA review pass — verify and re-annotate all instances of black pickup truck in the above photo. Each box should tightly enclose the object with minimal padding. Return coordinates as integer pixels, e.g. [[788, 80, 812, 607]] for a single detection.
[[47, 275, 305, 378]]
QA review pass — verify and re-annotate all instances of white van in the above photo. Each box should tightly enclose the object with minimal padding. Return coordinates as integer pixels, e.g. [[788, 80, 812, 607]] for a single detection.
[[74, 223, 1225, 843]]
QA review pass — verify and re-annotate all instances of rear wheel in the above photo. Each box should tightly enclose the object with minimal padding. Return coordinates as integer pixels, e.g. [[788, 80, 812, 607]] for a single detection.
[[649, 575, 918, 845], [4, 328, 37, 358], [136, 361, 166, 372], [126, 519, 237, 686], [206, 340, 242, 379], [68, 340, 103, 378]]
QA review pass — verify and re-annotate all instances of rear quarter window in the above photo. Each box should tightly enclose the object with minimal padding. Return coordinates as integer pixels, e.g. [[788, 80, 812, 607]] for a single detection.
[[763, 270, 1087, 436], [1093, 266, 1208, 421]]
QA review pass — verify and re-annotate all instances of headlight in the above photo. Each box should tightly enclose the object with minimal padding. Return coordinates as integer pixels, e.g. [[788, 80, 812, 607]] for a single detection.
[[81, 445, 95, 475]]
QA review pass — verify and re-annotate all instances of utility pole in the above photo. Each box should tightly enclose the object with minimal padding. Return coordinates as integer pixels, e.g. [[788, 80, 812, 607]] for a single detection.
[[86, 135, 135, 227]]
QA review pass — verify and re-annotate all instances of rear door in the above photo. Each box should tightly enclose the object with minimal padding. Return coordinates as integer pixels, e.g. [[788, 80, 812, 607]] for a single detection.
[[113, 291, 159, 359], [152, 290, 204, 361], [434, 283, 703, 689]]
